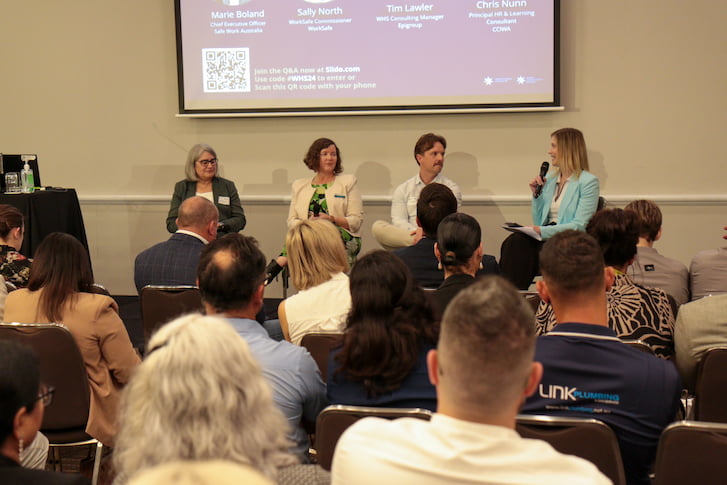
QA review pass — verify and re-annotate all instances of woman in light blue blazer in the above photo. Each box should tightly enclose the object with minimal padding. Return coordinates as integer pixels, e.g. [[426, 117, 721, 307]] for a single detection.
[[500, 128, 600, 289]]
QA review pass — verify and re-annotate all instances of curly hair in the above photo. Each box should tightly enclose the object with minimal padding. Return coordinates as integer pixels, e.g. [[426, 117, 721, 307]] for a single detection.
[[114, 314, 296, 481], [334, 250, 438, 397], [302, 138, 342, 174]]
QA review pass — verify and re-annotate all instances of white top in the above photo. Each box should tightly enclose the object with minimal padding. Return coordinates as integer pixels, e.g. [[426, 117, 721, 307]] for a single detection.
[[332, 414, 611, 485], [391, 173, 462, 231], [548, 179, 569, 224], [284, 272, 351, 345], [196, 190, 213, 203]]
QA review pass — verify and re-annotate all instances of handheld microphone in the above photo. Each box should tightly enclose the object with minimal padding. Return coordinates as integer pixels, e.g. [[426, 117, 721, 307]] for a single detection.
[[533, 161, 550, 198]]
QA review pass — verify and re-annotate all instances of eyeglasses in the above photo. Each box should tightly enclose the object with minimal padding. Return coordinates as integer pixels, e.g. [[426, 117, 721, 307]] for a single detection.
[[37, 385, 55, 407], [196, 158, 218, 167]]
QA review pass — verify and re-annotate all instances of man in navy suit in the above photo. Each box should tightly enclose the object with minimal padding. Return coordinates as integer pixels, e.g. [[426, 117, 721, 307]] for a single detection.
[[134, 196, 218, 293], [394, 183, 499, 288]]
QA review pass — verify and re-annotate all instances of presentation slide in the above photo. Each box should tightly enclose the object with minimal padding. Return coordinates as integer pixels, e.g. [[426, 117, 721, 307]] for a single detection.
[[176, 0, 558, 114]]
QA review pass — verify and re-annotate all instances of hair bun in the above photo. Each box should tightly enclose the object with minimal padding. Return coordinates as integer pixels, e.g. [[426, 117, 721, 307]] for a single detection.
[[443, 251, 458, 266]]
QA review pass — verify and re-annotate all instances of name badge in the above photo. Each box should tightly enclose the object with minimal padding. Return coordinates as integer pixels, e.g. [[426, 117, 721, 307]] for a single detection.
[[334, 194, 346, 199], [218, 196, 230, 205]]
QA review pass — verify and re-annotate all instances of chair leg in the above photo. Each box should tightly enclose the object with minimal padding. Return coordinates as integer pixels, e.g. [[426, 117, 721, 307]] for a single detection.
[[91, 442, 103, 485], [49, 446, 60, 471]]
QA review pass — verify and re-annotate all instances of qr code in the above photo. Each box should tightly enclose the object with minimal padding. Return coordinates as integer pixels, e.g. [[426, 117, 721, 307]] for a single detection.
[[202, 48, 251, 93]]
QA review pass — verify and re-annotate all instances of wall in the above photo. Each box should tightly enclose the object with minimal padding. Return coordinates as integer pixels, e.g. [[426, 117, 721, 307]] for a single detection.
[[1, 1, 725, 295]]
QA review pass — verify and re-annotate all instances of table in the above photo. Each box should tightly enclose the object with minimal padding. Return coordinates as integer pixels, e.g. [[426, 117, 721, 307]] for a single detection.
[[0, 189, 89, 258]]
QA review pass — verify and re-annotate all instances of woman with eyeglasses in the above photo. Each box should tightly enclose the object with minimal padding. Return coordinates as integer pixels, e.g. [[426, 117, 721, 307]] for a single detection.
[[0, 340, 90, 484], [4, 233, 140, 448], [166, 143, 246, 235]]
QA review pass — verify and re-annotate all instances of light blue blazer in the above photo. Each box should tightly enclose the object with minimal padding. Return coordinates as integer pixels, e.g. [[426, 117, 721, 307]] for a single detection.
[[531, 170, 600, 240]]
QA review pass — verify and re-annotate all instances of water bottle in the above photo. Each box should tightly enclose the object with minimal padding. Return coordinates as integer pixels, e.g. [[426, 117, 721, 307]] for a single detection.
[[21, 161, 34, 193]]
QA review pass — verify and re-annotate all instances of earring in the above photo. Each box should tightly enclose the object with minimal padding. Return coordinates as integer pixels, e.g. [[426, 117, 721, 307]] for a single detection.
[[479, 262, 483, 270], [437, 262, 442, 270], [18, 437, 24, 459]]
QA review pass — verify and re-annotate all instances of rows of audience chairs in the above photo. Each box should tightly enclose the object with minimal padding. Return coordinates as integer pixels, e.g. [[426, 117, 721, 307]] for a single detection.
[[4, 285, 727, 484]]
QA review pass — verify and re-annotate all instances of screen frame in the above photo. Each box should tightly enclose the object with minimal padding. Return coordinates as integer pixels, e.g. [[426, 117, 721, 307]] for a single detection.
[[174, 0, 561, 118]]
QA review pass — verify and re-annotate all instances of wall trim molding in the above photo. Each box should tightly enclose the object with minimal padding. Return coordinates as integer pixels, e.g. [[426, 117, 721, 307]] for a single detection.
[[78, 194, 727, 207]]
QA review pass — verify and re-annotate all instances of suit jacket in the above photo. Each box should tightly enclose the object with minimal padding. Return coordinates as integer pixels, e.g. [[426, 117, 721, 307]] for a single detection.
[[166, 177, 246, 234], [134, 232, 205, 293], [0, 454, 90, 485], [4, 289, 140, 447], [394, 237, 500, 288], [287, 174, 363, 236], [532, 170, 599, 240]]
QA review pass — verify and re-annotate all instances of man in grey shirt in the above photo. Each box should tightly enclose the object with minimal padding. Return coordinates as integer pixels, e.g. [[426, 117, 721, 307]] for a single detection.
[[625, 199, 689, 304], [690, 226, 727, 301]]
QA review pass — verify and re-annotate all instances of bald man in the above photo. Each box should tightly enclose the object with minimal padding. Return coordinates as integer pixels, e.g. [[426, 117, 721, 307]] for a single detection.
[[134, 196, 218, 293]]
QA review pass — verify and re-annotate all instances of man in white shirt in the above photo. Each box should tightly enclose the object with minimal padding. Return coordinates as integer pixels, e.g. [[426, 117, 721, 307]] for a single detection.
[[372, 133, 462, 250], [331, 276, 610, 485], [624, 199, 689, 304]]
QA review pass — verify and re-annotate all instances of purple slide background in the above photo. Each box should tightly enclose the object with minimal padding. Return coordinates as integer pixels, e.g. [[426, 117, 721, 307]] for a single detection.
[[179, 0, 555, 109]]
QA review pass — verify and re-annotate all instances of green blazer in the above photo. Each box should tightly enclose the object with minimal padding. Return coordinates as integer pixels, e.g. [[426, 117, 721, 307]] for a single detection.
[[166, 177, 246, 234]]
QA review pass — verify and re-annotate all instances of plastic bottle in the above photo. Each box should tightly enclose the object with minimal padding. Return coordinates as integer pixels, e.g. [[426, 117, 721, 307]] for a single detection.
[[21, 160, 34, 193]]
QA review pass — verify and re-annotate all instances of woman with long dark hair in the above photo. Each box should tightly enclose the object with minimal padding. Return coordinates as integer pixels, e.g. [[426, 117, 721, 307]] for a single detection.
[[327, 250, 438, 410], [4, 233, 140, 447]]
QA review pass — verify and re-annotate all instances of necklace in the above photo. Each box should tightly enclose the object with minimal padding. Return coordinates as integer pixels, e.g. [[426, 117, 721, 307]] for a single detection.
[[553, 174, 569, 202]]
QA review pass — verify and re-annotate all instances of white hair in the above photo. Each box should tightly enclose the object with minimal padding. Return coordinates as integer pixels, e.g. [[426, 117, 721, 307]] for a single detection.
[[114, 314, 296, 481]]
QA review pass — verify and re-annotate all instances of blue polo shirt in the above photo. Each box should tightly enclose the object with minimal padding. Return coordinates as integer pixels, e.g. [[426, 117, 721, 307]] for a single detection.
[[522, 323, 681, 485]]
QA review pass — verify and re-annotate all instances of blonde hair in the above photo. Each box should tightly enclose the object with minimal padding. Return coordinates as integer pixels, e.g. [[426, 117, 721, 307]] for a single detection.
[[184, 143, 218, 181], [551, 128, 589, 177], [127, 460, 273, 485], [114, 314, 296, 481], [286, 219, 348, 290]]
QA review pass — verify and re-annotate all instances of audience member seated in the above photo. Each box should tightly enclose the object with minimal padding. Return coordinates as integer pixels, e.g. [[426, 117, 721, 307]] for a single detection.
[[372, 133, 462, 251], [134, 196, 218, 292], [674, 293, 727, 390], [196, 234, 327, 461], [624, 199, 689, 304], [522, 230, 681, 485], [499, 128, 600, 290], [114, 314, 298, 484], [327, 250, 438, 411], [689, 225, 727, 300], [0, 340, 90, 485], [394, 183, 498, 288], [0, 205, 31, 289], [278, 220, 351, 345], [432, 213, 484, 317], [332, 276, 610, 485], [4, 233, 140, 447], [166, 143, 246, 235], [535, 208, 677, 359], [127, 461, 273, 485]]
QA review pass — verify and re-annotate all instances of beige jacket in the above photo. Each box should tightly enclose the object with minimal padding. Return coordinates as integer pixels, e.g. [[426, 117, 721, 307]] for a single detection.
[[5, 289, 140, 446], [287, 174, 363, 236]]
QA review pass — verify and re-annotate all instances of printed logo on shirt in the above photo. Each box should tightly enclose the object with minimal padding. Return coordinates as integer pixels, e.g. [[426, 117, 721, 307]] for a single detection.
[[645, 264, 655, 272], [538, 384, 620, 404]]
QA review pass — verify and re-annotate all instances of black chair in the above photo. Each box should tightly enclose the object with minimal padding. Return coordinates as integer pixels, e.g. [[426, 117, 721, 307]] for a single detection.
[[315, 404, 433, 471], [694, 347, 727, 422], [300, 333, 344, 383], [516, 414, 626, 485], [0, 322, 103, 485], [652, 420, 727, 485], [139, 285, 203, 346]]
